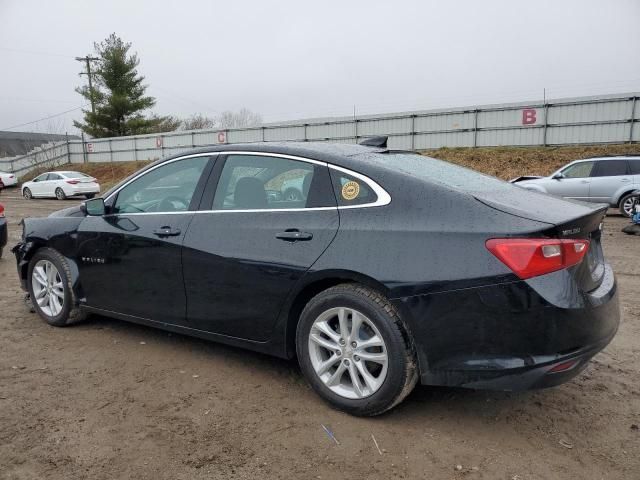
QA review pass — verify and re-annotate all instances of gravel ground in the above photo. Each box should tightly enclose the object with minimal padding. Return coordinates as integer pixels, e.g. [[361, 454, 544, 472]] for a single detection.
[[0, 189, 638, 480]]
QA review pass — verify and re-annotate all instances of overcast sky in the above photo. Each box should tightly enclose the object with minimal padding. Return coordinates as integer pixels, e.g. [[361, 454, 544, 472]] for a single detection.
[[1, 0, 639, 134]]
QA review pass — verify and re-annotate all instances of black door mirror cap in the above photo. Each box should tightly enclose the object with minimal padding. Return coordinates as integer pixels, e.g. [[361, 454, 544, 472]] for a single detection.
[[552, 173, 564, 180], [83, 197, 106, 216]]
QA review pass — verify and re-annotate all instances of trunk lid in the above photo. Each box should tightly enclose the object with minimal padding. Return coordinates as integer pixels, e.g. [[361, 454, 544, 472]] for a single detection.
[[474, 188, 608, 292]]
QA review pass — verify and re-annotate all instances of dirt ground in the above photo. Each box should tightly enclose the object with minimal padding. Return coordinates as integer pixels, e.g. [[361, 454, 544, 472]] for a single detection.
[[0, 189, 638, 480]]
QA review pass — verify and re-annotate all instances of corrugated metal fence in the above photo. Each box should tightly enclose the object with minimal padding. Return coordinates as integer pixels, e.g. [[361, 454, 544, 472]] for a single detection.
[[2, 92, 639, 177]]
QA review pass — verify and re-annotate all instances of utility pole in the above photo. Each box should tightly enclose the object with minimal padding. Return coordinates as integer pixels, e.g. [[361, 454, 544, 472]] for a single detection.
[[75, 55, 99, 115]]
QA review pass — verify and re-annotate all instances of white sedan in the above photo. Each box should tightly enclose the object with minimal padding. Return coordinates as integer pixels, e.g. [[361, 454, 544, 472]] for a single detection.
[[22, 171, 100, 200], [0, 171, 18, 188]]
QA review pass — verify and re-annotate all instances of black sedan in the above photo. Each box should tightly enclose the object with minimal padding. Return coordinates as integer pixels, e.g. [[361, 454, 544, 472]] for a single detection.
[[12, 139, 619, 416]]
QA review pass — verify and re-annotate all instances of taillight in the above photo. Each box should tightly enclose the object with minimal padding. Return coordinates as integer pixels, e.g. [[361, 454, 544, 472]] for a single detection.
[[66, 180, 80, 185], [0, 204, 4, 218], [485, 238, 590, 279]]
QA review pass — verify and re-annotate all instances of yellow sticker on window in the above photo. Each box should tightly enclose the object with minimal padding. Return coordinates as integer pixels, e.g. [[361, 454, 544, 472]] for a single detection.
[[341, 181, 360, 200]]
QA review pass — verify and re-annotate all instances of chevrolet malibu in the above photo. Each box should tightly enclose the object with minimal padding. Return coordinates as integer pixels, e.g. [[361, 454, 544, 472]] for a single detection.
[[12, 139, 620, 416]]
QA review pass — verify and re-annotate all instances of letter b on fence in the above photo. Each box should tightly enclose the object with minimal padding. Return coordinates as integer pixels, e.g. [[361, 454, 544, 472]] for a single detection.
[[522, 109, 537, 125]]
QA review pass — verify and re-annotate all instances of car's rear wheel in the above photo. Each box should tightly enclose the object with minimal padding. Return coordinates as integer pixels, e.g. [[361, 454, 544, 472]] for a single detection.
[[85, 193, 96, 199], [55, 187, 66, 200], [23, 187, 32, 199], [619, 193, 637, 218], [296, 284, 418, 416], [27, 248, 85, 327]]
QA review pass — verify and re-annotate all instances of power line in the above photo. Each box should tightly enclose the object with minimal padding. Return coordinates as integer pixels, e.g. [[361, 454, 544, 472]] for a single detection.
[[0, 105, 86, 131], [0, 46, 75, 58]]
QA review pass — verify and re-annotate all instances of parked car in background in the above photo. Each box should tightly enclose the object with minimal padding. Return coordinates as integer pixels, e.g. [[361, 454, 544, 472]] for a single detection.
[[13, 140, 619, 416], [21, 171, 100, 200], [512, 155, 640, 217], [0, 202, 6, 258], [0, 171, 18, 188]]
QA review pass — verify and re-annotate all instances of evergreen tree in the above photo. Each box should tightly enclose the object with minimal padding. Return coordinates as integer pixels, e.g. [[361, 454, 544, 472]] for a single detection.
[[74, 34, 169, 137]]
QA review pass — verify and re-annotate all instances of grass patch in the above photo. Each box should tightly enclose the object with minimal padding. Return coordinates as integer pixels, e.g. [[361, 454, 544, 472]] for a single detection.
[[421, 144, 640, 180]]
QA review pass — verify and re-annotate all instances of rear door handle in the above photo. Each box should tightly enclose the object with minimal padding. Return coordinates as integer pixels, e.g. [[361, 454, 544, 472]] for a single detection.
[[276, 229, 313, 242], [153, 226, 181, 237]]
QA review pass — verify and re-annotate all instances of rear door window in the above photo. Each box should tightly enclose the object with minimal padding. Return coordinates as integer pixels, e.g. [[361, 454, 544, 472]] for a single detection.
[[591, 160, 629, 177], [212, 155, 335, 210], [562, 161, 594, 178], [46, 173, 62, 181]]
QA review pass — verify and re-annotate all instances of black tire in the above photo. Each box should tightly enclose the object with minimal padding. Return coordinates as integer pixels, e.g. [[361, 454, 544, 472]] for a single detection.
[[85, 193, 96, 199], [27, 247, 86, 327], [23, 187, 32, 200], [619, 192, 637, 218], [55, 188, 66, 200], [296, 283, 418, 416]]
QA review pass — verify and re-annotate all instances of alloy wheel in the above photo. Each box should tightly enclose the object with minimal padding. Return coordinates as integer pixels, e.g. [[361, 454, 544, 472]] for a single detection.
[[31, 260, 65, 317], [622, 196, 636, 217], [308, 307, 388, 399]]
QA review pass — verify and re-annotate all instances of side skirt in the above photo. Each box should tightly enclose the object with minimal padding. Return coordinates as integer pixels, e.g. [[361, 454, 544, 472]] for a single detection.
[[80, 305, 288, 359]]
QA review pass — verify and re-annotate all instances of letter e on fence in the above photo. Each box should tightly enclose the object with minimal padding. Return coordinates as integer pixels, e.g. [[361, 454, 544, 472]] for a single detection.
[[217, 131, 226, 143], [522, 109, 537, 125]]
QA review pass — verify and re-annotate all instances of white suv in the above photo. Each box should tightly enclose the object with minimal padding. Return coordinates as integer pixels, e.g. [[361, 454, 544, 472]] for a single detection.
[[512, 156, 640, 217]]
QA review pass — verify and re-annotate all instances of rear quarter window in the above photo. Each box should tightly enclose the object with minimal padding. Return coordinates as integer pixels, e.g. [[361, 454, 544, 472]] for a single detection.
[[329, 170, 378, 206], [628, 159, 640, 174]]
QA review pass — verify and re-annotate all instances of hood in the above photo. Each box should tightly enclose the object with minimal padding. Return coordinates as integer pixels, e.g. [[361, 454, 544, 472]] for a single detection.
[[48, 205, 85, 218]]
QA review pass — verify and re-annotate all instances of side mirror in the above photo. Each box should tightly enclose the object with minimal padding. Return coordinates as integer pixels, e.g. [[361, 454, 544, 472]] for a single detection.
[[82, 197, 106, 216], [552, 173, 564, 180]]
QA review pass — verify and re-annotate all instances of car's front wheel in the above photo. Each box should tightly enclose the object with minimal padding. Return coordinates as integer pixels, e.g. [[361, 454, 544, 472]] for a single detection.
[[23, 187, 32, 199], [27, 248, 85, 327], [296, 284, 418, 416], [619, 192, 638, 218]]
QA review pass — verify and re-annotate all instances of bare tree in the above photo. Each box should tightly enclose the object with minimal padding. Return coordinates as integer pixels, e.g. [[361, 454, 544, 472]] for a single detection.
[[217, 108, 263, 129], [182, 113, 217, 131]]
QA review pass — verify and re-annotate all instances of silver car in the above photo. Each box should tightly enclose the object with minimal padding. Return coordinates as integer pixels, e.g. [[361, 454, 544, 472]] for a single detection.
[[512, 156, 640, 217]]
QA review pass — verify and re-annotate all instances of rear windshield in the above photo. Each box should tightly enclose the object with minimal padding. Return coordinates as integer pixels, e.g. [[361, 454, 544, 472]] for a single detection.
[[370, 153, 513, 193]]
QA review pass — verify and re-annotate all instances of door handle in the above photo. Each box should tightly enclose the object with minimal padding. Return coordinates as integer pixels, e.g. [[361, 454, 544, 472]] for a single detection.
[[580, 180, 590, 184], [153, 226, 181, 237], [621, 178, 631, 183], [276, 229, 313, 242]]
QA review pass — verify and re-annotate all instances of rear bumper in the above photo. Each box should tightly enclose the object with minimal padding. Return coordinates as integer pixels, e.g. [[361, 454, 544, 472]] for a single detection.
[[394, 263, 620, 391], [66, 184, 100, 196]]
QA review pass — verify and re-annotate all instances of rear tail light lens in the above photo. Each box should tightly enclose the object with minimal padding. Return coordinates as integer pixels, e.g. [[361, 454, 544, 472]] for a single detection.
[[486, 238, 590, 279], [0, 204, 4, 218], [66, 180, 80, 185]]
